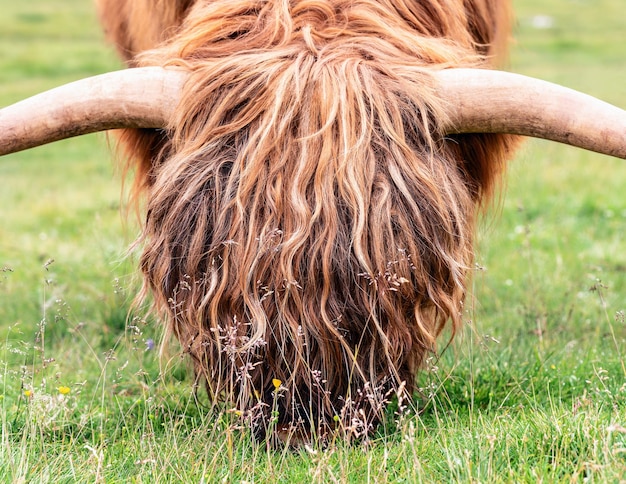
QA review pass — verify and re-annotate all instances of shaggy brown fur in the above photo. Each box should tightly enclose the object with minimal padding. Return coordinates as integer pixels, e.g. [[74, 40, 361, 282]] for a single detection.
[[96, 0, 519, 437], [96, 0, 195, 62]]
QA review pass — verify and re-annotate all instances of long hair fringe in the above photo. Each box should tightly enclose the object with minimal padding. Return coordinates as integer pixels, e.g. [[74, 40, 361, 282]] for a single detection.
[[98, 0, 519, 434]]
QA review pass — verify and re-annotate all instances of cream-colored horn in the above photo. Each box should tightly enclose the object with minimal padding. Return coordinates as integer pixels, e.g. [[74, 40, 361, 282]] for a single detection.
[[0, 67, 187, 156], [436, 69, 626, 159], [0, 67, 624, 159]]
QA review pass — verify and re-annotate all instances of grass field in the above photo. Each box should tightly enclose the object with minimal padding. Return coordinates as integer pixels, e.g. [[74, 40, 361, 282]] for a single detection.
[[1, 0, 625, 481]]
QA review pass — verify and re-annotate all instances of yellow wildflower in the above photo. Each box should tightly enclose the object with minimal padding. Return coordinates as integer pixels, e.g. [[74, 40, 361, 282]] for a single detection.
[[58, 386, 71, 395], [272, 379, 282, 390], [24, 390, 32, 398]]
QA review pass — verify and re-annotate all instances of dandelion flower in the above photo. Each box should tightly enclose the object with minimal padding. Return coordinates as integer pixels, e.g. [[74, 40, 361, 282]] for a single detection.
[[24, 390, 32, 398], [58, 386, 71, 395], [272, 379, 282, 390]]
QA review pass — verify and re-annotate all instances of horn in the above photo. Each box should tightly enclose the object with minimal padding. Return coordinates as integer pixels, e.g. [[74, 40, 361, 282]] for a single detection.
[[437, 69, 626, 159], [0, 67, 186, 156], [0, 67, 624, 159]]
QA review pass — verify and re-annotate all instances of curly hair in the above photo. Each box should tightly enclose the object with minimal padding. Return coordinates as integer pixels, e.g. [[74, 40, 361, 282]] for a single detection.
[[97, 0, 519, 437]]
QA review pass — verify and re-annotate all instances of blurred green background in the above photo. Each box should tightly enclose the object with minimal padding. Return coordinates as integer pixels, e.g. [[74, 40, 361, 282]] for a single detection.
[[0, 0, 625, 481]]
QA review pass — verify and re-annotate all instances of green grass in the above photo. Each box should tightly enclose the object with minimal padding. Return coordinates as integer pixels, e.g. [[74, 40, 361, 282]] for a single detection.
[[1, 0, 625, 481]]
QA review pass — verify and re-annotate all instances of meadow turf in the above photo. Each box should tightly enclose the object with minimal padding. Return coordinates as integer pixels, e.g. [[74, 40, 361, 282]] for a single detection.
[[0, 0, 625, 481]]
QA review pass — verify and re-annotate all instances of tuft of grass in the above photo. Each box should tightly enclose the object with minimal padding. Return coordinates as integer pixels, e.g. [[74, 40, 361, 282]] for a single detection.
[[0, 0, 625, 481]]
